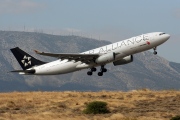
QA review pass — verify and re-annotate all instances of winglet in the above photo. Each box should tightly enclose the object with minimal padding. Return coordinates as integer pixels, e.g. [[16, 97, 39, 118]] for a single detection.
[[34, 50, 41, 54]]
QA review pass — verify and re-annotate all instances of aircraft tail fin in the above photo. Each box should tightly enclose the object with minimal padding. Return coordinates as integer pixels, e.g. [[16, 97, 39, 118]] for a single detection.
[[10, 47, 46, 70]]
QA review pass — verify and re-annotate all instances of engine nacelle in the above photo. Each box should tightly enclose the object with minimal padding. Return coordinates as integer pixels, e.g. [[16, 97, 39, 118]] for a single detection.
[[113, 55, 133, 66], [95, 52, 115, 64]]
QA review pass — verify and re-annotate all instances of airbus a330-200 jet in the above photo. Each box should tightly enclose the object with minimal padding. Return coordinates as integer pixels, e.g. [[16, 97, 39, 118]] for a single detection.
[[10, 32, 170, 76]]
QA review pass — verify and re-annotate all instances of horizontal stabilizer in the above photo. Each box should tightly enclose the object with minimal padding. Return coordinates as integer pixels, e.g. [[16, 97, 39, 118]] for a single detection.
[[10, 69, 35, 74]]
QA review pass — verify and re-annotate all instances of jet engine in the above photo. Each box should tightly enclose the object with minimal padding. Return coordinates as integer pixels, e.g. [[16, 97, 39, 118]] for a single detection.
[[113, 55, 133, 66], [95, 52, 115, 64]]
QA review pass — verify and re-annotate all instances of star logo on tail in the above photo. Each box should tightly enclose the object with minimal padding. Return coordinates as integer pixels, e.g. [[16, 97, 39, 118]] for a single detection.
[[21, 55, 31, 67]]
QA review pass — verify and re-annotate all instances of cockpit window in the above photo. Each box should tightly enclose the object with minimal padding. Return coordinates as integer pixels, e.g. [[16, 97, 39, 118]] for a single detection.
[[159, 33, 166, 35]]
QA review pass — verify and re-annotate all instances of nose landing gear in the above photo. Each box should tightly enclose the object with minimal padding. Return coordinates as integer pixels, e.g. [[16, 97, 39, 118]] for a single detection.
[[153, 47, 157, 55]]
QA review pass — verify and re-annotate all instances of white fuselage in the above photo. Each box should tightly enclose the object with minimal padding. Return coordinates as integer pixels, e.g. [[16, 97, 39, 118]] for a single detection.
[[24, 32, 170, 75]]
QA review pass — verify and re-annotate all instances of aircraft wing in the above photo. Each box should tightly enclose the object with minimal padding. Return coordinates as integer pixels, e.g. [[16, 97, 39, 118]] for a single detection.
[[34, 50, 99, 63]]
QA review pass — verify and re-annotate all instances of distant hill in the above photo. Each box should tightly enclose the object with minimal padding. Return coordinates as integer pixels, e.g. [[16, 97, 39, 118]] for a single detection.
[[0, 31, 180, 91]]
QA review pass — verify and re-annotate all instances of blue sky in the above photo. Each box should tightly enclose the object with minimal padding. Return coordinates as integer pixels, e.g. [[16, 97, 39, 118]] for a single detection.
[[1, 0, 180, 62]]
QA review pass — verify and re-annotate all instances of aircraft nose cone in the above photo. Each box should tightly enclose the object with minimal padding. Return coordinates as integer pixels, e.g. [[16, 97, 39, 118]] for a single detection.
[[166, 34, 170, 40], [163, 34, 170, 41]]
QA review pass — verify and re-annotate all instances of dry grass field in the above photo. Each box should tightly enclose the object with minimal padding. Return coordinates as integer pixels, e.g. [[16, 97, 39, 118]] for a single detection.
[[0, 89, 179, 120]]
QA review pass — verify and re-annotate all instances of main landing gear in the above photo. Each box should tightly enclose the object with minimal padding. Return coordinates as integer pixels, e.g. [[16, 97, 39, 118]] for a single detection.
[[87, 65, 107, 76], [87, 67, 97, 76], [98, 65, 107, 76], [153, 47, 157, 55]]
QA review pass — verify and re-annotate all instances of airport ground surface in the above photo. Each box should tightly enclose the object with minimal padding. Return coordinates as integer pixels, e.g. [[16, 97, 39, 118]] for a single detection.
[[0, 90, 179, 120]]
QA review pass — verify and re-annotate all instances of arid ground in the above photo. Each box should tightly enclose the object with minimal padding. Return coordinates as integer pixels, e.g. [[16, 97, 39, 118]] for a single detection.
[[0, 90, 179, 120]]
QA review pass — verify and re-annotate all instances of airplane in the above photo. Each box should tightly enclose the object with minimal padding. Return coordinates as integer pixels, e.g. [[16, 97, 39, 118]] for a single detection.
[[10, 32, 170, 76]]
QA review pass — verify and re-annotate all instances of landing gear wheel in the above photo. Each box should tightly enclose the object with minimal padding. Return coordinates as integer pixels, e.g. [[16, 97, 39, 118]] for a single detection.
[[87, 71, 92, 76], [101, 68, 107, 72], [91, 67, 97, 72], [153, 51, 157, 55], [153, 47, 157, 55], [98, 72, 103, 76]]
